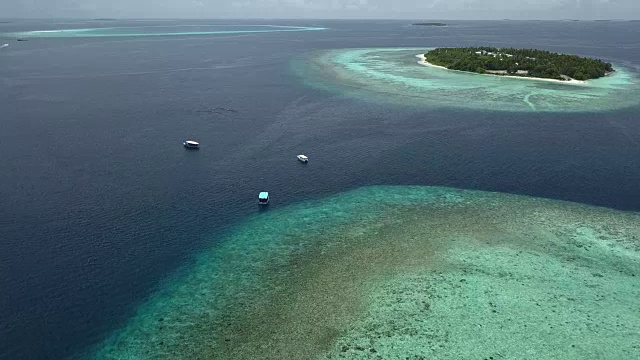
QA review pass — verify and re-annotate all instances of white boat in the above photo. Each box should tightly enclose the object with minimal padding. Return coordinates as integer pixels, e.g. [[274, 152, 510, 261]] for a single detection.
[[297, 154, 309, 163], [183, 140, 200, 149]]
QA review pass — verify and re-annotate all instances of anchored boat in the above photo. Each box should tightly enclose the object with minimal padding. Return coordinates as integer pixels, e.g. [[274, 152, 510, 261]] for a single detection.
[[258, 192, 269, 205], [183, 140, 200, 149], [297, 154, 309, 163]]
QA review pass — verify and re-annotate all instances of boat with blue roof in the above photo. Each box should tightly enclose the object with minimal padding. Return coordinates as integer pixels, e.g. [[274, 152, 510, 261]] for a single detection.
[[258, 192, 269, 205]]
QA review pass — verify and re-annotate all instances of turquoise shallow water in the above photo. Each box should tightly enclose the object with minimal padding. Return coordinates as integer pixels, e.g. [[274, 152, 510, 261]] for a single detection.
[[4, 25, 326, 38], [3, 20, 640, 360], [94, 186, 640, 359], [292, 48, 640, 112]]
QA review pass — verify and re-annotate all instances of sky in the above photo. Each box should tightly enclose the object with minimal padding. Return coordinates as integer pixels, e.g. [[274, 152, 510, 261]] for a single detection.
[[1, 0, 638, 20]]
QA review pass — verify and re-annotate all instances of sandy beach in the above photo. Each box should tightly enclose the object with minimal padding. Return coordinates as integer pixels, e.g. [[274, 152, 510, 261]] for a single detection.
[[416, 54, 588, 85]]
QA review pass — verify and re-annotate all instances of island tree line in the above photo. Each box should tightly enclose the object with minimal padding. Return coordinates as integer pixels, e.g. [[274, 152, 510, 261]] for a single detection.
[[424, 47, 613, 81]]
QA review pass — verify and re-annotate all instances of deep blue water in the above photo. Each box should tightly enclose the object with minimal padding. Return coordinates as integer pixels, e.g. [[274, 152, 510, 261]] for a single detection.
[[1, 19, 639, 359]]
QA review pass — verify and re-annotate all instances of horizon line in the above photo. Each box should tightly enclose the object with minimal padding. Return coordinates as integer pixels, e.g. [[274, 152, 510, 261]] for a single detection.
[[1, 17, 639, 21]]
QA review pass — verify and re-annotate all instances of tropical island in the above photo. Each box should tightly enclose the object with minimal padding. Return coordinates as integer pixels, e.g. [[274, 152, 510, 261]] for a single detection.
[[423, 47, 613, 81], [412, 22, 447, 26]]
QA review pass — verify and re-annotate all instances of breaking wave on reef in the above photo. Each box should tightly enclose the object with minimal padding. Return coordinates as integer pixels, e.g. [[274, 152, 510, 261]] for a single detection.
[[4, 24, 326, 38]]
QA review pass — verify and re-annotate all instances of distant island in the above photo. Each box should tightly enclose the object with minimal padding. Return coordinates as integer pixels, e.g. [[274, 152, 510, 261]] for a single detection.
[[423, 47, 613, 81], [412, 22, 447, 26]]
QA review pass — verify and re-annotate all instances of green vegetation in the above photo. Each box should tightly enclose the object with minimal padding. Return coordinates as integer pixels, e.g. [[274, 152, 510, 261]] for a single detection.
[[424, 47, 614, 81]]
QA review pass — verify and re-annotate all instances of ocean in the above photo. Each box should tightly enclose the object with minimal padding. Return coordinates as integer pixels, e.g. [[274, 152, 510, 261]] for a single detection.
[[1, 19, 639, 359]]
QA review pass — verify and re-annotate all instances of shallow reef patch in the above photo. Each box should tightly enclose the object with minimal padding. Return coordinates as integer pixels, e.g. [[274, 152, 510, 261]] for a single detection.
[[291, 48, 640, 112], [94, 186, 640, 359]]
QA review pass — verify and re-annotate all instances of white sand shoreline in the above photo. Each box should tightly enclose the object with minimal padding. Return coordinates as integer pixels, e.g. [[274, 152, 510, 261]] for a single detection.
[[415, 54, 589, 85]]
